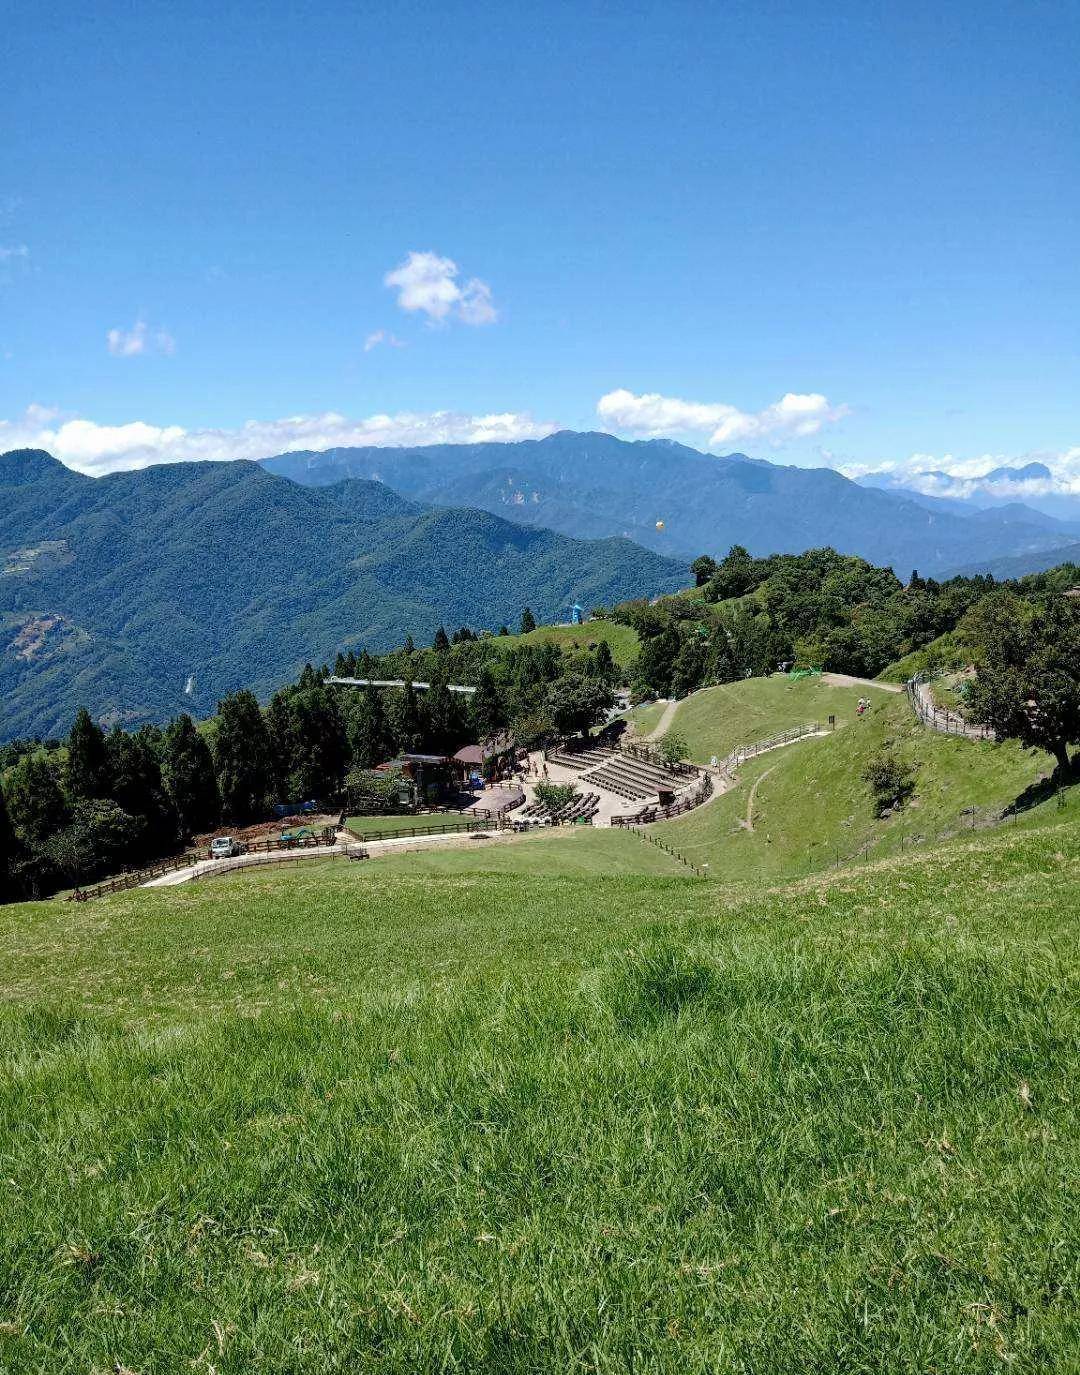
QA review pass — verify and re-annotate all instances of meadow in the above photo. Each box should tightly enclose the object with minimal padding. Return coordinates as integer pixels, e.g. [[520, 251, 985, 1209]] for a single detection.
[[498, 618, 640, 665], [665, 674, 894, 763], [0, 811, 1078, 1372], [656, 692, 1053, 883]]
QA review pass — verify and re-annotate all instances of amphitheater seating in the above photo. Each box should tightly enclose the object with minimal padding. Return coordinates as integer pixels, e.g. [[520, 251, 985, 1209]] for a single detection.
[[516, 791, 601, 828], [545, 745, 618, 772], [582, 752, 683, 801]]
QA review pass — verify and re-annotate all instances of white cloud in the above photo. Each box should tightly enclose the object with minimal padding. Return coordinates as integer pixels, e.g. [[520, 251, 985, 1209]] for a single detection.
[[0, 244, 28, 262], [106, 319, 176, 358], [596, 387, 849, 449], [0, 405, 557, 477], [384, 250, 498, 326], [841, 448, 1080, 500], [363, 329, 406, 352]]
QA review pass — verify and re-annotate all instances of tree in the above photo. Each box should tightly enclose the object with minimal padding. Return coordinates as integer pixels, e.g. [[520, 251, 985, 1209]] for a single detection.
[[0, 787, 21, 903], [967, 592, 1080, 776], [710, 545, 758, 600], [470, 667, 506, 742], [421, 663, 463, 754], [162, 715, 220, 834], [657, 731, 688, 768], [214, 690, 275, 820], [498, 625, 510, 637], [590, 640, 617, 682], [266, 680, 347, 802], [520, 608, 537, 635], [65, 707, 110, 800], [107, 727, 177, 859], [44, 798, 143, 884], [690, 555, 718, 587], [347, 683, 393, 769], [862, 747, 916, 816], [548, 672, 615, 738], [344, 766, 411, 816], [533, 781, 577, 814], [433, 625, 451, 654], [4, 752, 68, 849], [389, 681, 424, 754]]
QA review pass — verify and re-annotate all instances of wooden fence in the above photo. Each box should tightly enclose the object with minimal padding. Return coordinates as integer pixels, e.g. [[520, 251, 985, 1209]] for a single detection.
[[65, 829, 337, 902]]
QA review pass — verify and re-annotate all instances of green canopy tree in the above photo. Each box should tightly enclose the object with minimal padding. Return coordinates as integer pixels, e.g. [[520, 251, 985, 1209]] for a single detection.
[[432, 626, 451, 653], [162, 715, 220, 834], [548, 672, 615, 739], [967, 591, 1080, 776], [470, 667, 506, 742], [266, 680, 347, 801], [0, 787, 22, 903], [421, 662, 463, 754], [4, 752, 68, 849], [213, 690, 275, 820], [107, 727, 177, 858], [520, 607, 537, 635], [65, 708, 110, 801], [390, 681, 424, 754], [347, 683, 393, 769], [45, 799, 143, 884]]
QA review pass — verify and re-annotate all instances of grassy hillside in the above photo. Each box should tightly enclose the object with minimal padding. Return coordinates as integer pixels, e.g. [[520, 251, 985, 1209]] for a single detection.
[[267, 828, 684, 880], [656, 692, 1052, 883], [668, 674, 897, 763], [495, 618, 640, 665], [1, 819, 1078, 1371]]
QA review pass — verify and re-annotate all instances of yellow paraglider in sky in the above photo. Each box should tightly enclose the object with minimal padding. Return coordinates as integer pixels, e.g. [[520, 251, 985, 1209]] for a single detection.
[[655, 520, 665, 531]]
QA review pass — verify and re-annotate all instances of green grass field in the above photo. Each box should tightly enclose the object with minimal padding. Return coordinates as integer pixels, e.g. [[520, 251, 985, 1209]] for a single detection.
[[667, 674, 896, 764], [496, 618, 640, 665], [1, 814, 1078, 1371], [655, 692, 1054, 883], [276, 827, 686, 880]]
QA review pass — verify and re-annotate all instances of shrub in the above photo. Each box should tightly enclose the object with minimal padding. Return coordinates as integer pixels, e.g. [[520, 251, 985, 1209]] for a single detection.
[[533, 781, 577, 814], [862, 746, 916, 817]]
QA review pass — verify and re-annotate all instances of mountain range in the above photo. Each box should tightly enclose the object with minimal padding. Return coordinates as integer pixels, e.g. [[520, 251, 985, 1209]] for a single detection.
[[262, 431, 1078, 576], [6, 430, 1079, 741], [0, 449, 684, 741]]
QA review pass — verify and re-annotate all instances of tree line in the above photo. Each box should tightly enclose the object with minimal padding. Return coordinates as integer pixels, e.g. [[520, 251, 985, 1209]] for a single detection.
[[0, 623, 618, 901]]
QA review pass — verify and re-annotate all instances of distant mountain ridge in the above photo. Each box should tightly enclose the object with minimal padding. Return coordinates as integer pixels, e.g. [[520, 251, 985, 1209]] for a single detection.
[[262, 430, 1078, 576], [0, 449, 685, 740]]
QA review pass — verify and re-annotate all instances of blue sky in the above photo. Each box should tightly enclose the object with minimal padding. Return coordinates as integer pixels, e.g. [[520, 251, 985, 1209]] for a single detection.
[[3, 0, 1078, 492]]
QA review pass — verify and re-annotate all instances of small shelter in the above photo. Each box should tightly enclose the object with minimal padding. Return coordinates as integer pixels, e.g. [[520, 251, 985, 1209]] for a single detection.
[[570, 602, 583, 625], [451, 733, 518, 784]]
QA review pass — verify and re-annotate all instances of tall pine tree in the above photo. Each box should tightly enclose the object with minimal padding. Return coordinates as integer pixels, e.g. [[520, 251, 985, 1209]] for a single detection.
[[65, 708, 110, 800], [162, 715, 220, 834], [213, 691, 275, 820]]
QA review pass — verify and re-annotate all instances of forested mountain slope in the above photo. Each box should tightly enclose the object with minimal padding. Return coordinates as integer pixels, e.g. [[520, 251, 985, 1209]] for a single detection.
[[0, 450, 684, 739], [261, 430, 1077, 575]]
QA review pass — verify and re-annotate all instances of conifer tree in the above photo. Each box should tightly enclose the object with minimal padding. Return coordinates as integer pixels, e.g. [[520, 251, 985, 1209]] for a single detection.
[[213, 691, 275, 820], [162, 715, 220, 834], [65, 708, 110, 800]]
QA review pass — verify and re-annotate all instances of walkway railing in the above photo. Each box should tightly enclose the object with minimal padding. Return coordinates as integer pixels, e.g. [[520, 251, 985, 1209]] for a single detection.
[[717, 722, 821, 776], [907, 673, 993, 740], [611, 772, 714, 826]]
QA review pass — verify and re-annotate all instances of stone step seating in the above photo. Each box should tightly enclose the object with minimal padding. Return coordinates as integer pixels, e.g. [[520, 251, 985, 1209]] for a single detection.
[[583, 753, 683, 801], [516, 791, 601, 827], [545, 745, 618, 772]]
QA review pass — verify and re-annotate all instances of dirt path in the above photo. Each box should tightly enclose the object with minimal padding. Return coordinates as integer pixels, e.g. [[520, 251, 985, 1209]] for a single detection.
[[820, 672, 903, 693], [743, 763, 777, 833], [645, 698, 680, 740]]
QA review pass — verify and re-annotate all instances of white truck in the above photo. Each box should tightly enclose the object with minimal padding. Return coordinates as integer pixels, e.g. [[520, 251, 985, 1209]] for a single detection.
[[210, 836, 242, 859]]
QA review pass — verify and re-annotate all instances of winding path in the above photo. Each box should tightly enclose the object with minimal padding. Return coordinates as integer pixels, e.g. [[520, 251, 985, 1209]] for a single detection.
[[743, 763, 778, 833], [644, 699, 680, 741]]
